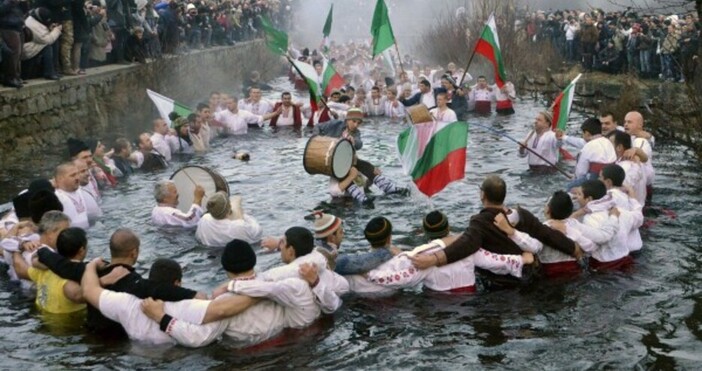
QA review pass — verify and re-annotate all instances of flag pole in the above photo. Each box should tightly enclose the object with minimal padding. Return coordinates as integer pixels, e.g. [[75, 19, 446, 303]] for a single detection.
[[471, 122, 573, 178], [393, 42, 405, 75], [457, 47, 478, 87]]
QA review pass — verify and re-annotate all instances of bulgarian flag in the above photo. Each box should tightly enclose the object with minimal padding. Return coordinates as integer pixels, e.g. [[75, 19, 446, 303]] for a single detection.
[[475, 13, 507, 88], [551, 73, 582, 131], [397, 121, 468, 197], [290, 58, 322, 111], [321, 58, 345, 97], [321, 4, 333, 53], [146, 89, 192, 126], [551, 73, 582, 160], [370, 0, 395, 58]]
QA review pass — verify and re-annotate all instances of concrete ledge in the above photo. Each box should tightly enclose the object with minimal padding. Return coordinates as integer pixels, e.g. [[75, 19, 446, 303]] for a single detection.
[[0, 40, 283, 168]]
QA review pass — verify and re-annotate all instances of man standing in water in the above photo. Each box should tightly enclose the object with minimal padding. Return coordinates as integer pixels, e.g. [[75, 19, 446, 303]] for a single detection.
[[151, 180, 205, 228], [411, 175, 580, 284], [623, 111, 655, 203], [518, 111, 559, 174]]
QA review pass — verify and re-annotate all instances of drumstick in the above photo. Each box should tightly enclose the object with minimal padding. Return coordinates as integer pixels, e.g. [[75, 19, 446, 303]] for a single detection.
[[181, 171, 206, 197]]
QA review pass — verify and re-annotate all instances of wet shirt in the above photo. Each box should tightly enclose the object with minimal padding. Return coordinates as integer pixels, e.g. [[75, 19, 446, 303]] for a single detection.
[[55, 189, 90, 229], [195, 213, 263, 247], [28, 267, 86, 314], [37, 248, 198, 338], [151, 204, 203, 228]]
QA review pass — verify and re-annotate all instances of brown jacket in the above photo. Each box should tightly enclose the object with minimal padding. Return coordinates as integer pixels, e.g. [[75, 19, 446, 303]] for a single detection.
[[443, 206, 576, 264], [579, 23, 599, 44]]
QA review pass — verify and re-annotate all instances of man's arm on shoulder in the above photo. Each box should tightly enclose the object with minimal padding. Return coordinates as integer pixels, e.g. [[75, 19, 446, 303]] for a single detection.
[[128, 275, 201, 301], [516, 207, 576, 256], [81, 258, 105, 308], [37, 247, 86, 282], [334, 248, 393, 275], [63, 280, 86, 304], [442, 221, 483, 264], [202, 294, 258, 324], [141, 298, 231, 348]]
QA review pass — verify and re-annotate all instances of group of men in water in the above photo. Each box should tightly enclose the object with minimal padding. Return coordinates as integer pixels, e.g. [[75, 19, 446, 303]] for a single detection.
[[0, 38, 657, 348]]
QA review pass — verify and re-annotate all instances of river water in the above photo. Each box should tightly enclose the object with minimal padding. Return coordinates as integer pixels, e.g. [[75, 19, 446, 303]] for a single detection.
[[1, 77, 701, 369]]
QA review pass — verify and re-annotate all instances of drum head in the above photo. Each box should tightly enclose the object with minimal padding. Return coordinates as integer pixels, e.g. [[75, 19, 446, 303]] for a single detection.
[[170, 166, 230, 212], [332, 139, 354, 179]]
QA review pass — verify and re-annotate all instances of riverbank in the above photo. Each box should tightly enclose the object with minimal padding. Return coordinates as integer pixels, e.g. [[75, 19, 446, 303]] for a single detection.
[[0, 40, 284, 196], [518, 68, 702, 156]]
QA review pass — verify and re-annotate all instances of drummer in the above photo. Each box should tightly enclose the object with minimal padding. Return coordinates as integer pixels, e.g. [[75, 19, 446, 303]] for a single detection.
[[151, 180, 206, 228], [314, 108, 409, 197]]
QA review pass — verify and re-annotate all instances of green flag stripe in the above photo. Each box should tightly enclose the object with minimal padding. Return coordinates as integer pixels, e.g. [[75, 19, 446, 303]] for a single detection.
[[174, 103, 192, 117], [323, 5, 333, 36], [371, 0, 395, 57], [557, 88, 572, 130], [410, 122, 468, 179]]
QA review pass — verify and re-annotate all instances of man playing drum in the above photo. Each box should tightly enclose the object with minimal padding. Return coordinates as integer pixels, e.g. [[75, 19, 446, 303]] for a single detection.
[[313, 108, 409, 197]]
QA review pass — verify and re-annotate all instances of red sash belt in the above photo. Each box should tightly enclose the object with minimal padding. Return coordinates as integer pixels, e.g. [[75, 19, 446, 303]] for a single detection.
[[588, 162, 611, 174], [542, 260, 581, 278], [474, 101, 492, 114], [496, 100, 513, 110], [589, 255, 634, 271], [448, 285, 476, 293]]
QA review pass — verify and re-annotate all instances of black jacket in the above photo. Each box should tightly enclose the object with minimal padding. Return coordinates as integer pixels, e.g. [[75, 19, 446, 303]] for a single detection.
[[0, 0, 25, 31]]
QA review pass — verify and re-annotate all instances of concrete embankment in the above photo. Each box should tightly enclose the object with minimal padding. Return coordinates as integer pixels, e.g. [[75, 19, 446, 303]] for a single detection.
[[0, 41, 281, 167], [0, 40, 284, 195]]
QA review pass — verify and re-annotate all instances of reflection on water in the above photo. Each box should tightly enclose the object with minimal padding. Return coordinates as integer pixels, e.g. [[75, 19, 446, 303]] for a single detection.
[[1, 77, 701, 368]]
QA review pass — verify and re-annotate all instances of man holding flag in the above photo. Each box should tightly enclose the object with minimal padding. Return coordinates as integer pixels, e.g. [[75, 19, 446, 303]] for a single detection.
[[518, 111, 560, 174]]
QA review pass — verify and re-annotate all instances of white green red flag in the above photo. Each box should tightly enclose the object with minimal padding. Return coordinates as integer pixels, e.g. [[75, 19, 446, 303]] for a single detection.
[[475, 13, 507, 88], [321, 58, 345, 97], [321, 4, 333, 53], [146, 89, 193, 127], [551, 73, 582, 131], [397, 121, 468, 197], [290, 59, 322, 111], [551, 73, 582, 160]]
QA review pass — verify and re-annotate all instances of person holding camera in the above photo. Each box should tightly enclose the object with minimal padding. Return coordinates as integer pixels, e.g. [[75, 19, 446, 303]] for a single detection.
[[21, 7, 62, 80]]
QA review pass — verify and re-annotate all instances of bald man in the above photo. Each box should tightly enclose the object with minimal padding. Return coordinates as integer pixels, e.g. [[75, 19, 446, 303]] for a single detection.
[[37, 228, 205, 338], [623, 111, 655, 203], [54, 163, 90, 229]]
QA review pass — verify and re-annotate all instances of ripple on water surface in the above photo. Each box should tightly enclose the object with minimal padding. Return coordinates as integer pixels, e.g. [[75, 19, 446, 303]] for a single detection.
[[1, 77, 701, 369]]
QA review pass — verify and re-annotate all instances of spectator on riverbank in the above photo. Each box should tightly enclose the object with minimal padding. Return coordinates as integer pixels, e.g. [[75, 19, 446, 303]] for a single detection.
[[0, 0, 25, 88], [519, 8, 699, 82], [21, 8, 62, 81]]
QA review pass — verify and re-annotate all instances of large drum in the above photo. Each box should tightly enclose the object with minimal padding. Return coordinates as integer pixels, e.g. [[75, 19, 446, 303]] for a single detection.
[[303, 135, 355, 179], [170, 166, 230, 212], [407, 104, 433, 125]]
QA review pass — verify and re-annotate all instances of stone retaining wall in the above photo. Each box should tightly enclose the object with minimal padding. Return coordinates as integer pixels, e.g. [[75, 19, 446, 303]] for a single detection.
[[0, 40, 283, 170]]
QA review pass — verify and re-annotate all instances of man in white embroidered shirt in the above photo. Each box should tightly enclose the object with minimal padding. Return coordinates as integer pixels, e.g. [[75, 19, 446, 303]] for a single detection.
[[141, 233, 347, 348], [213, 97, 280, 135], [151, 180, 205, 228], [54, 162, 90, 229]]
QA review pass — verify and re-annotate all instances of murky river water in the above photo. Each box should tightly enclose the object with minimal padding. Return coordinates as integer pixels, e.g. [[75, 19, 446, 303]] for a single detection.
[[1, 77, 701, 369]]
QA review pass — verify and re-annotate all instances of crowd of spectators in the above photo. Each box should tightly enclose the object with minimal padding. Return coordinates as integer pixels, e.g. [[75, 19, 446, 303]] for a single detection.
[[519, 8, 699, 82], [0, 0, 291, 89]]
